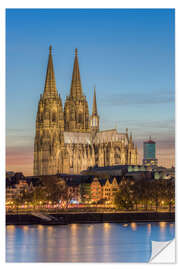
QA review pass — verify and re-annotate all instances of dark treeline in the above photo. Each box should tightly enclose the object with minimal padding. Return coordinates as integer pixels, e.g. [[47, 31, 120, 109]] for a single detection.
[[13, 176, 71, 210], [11, 175, 175, 213], [114, 178, 175, 212]]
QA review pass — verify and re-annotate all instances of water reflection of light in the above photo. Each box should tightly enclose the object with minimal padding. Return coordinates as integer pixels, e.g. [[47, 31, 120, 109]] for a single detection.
[[159, 222, 166, 231], [169, 223, 175, 236], [147, 224, 151, 235], [7, 225, 15, 231], [103, 223, 111, 262], [70, 224, 78, 261], [47, 226, 53, 237], [37, 225, 44, 230], [86, 225, 94, 262], [88, 225, 93, 232], [130, 222, 137, 231], [22, 226, 29, 231], [6, 223, 176, 262], [37, 225, 45, 246], [104, 223, 111, 231], [71, 224, 77, 231]]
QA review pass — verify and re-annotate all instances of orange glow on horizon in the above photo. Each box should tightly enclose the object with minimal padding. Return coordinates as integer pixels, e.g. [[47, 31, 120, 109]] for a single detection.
[[6, 143, 175, 176], [6, 146, 33, 176]]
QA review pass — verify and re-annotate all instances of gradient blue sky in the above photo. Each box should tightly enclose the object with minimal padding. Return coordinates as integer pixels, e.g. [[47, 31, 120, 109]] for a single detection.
[[6, 9, 175, 175]]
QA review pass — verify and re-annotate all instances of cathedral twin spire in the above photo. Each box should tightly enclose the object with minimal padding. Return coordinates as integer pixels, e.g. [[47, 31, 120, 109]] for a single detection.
[[43, 45, 58, 99], [43, 46, 97, 132], [70, 48, 83, 98], [43, 46, 88, 101]]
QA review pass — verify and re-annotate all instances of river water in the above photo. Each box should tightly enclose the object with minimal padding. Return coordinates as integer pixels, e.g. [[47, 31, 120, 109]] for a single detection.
[[6, 222, 175, 262]]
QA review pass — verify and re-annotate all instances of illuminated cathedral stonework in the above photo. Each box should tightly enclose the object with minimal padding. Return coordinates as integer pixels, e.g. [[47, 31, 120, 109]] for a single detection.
[[33, 46, 138, 176]]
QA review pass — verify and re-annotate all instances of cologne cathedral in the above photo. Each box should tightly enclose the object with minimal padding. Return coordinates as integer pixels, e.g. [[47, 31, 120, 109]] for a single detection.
[[33, 46, 138, 176]]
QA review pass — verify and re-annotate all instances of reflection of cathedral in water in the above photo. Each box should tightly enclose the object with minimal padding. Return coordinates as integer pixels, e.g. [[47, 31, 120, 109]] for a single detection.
[[34, 47, 138, 176]]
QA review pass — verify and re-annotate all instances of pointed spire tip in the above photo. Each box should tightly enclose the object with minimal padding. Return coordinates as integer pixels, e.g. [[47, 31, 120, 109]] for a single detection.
[[70, 47, 83, 97], [43, 44, 57, 98], [92, 86, 98, 116]]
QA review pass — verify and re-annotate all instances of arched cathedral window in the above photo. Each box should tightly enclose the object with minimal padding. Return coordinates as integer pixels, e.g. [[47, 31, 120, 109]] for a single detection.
[[93, 117, 97, 127], [52, 112, 56, 122], [70, 108, 75, 121], [78, 113, 83, 123], [39, 112, 43, 122]]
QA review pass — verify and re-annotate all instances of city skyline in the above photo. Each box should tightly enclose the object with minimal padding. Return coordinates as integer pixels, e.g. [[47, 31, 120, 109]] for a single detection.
[[6, 9, 175, 175]]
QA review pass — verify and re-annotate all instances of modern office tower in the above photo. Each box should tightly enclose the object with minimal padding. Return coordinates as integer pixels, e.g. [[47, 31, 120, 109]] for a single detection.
[[143, 136, 158, 167]]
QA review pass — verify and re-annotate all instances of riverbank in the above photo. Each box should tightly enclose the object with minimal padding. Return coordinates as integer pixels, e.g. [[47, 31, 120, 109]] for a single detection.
[[6, 211, 175, 225]]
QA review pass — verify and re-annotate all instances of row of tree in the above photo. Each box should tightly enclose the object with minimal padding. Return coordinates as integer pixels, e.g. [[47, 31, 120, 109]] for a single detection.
[[13, 176, 71, 210], [12, 176, 175, 212], [114, 178, 175, 211]]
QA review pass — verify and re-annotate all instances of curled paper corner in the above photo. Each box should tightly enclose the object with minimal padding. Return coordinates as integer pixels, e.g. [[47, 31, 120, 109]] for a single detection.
[[150, 239, 175, 263]]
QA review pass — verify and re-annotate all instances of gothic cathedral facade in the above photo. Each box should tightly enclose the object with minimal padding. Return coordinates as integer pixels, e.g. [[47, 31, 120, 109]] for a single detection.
[[33, 46, 138, 176]]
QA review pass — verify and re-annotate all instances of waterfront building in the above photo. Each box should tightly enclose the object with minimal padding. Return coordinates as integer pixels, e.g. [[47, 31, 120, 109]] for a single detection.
[[102, 178, 111, 202], [65, 175, 122, 205], [6, 172, 26, 187], [125, 171, 152, 181], [102, 177, 120, 204], [6, 179, 30, 203], [7, 169, 175, 208], [6, 171, 15, 179], [143, 137, 158, 167], [90, 177, 103, 203], [154, 171, 173, 180], [82, 164, 152, 177], [34, 46, 138, 176]]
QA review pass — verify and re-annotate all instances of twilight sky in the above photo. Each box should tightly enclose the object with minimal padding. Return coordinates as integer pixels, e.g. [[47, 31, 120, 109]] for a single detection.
[[6, 9, 175, 175]]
